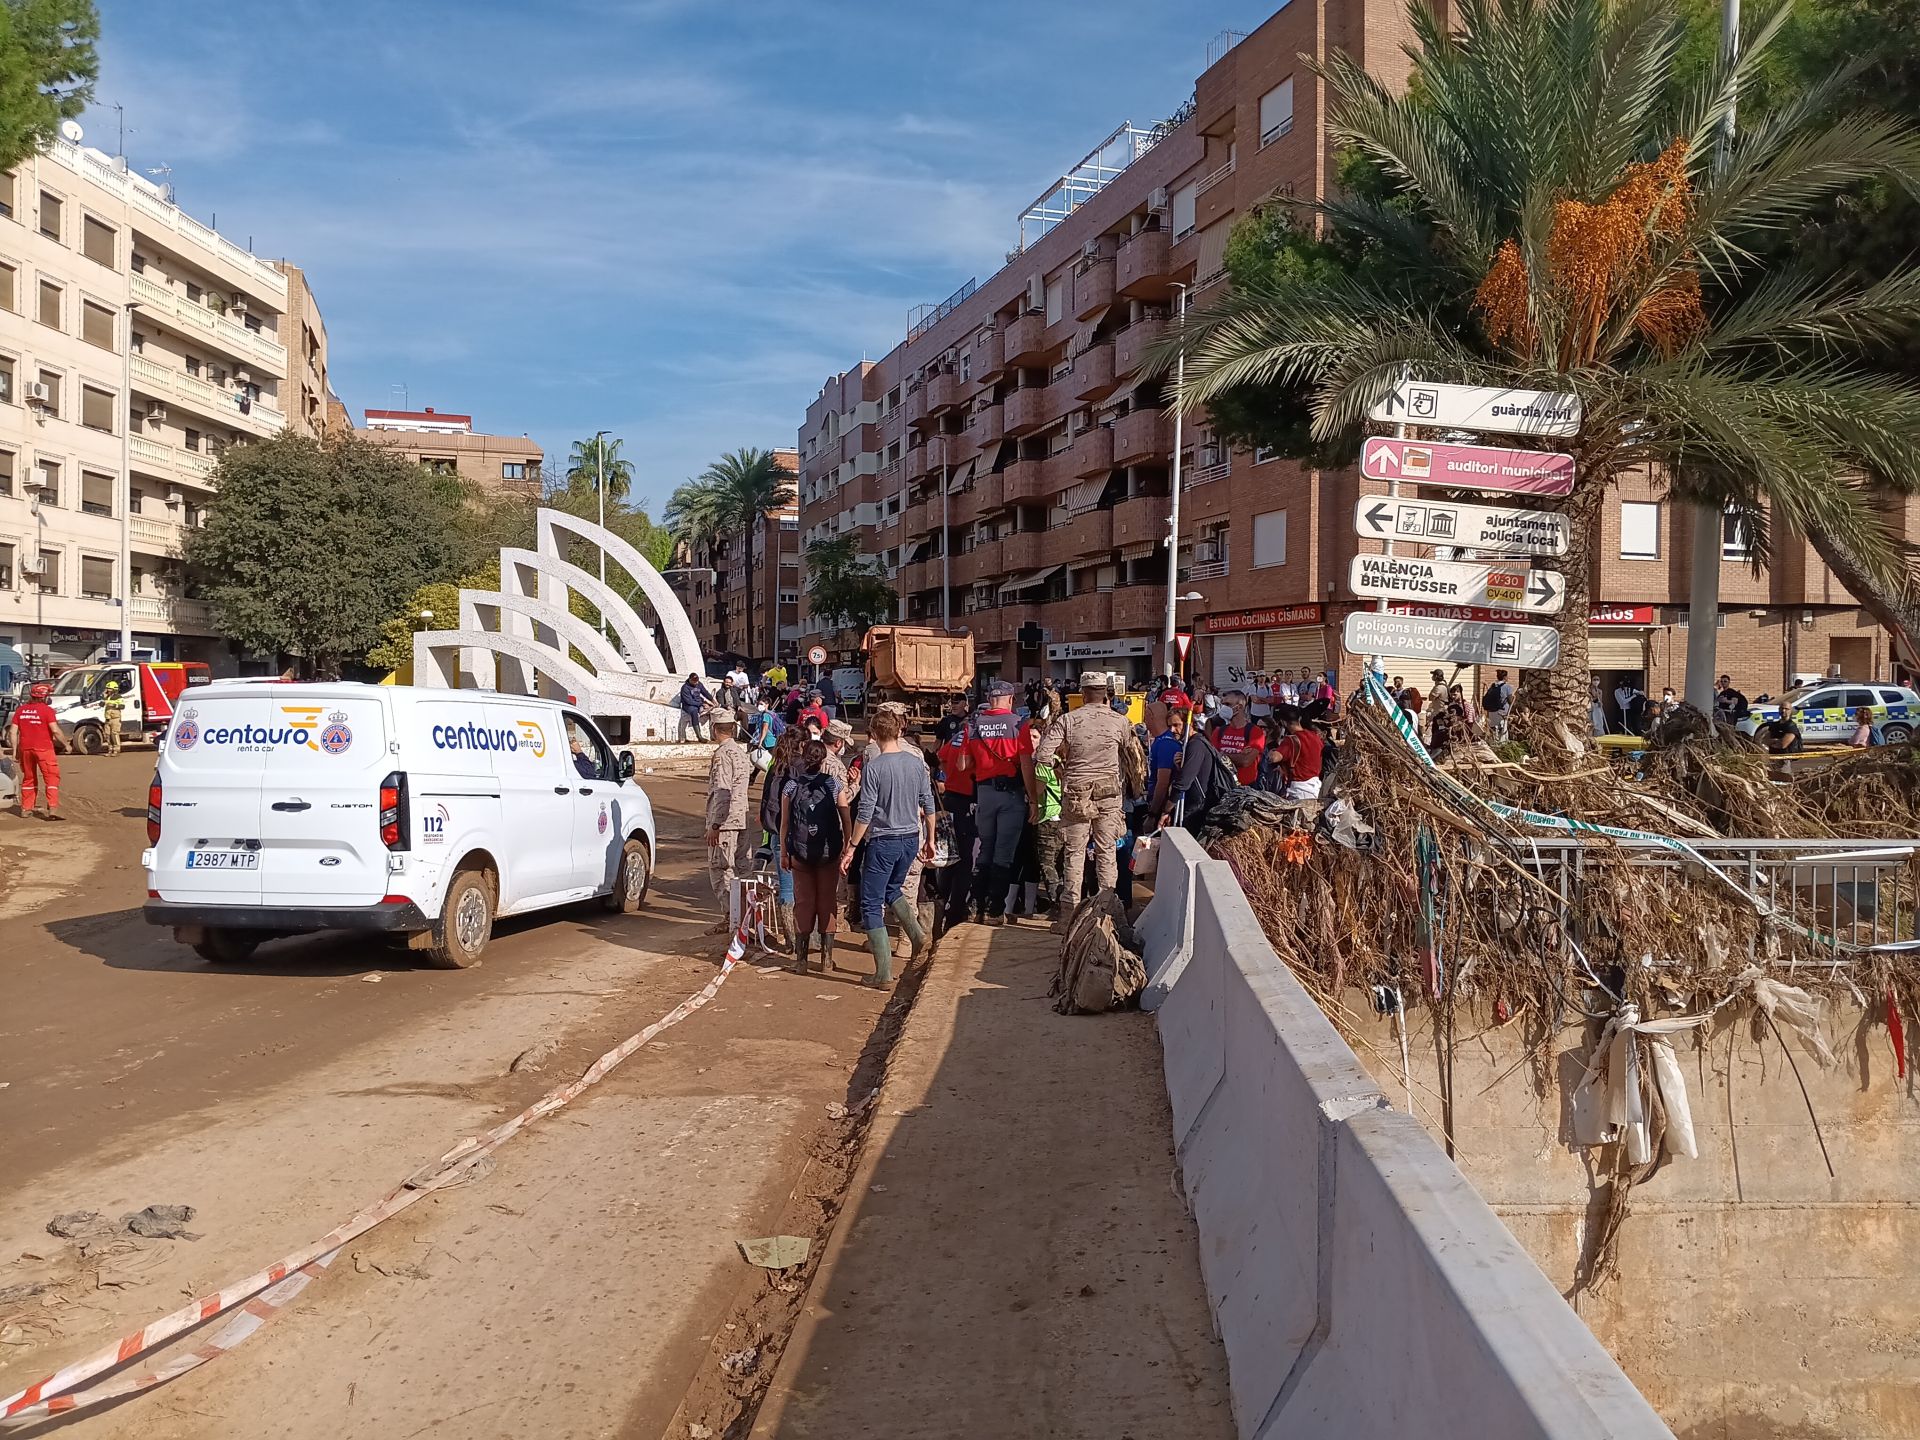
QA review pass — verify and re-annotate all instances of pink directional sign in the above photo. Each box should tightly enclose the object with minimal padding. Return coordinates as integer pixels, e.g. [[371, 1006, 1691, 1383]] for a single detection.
[[1360, 437, 1575, 498]]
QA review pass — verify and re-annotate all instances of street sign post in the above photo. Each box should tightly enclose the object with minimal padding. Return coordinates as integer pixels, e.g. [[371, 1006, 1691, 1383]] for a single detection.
[[1344, 611, 1562, 670], [1348, 554, 1566, 614], [1359, 437, 1575, 497], [1367, 381, 1582, 437], [1352, 496, 1569, 557]]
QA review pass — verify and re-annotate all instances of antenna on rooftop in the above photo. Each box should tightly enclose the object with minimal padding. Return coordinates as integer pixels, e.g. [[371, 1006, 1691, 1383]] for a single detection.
[[58, 120, 83, 144], [145, 164, 175, 203]]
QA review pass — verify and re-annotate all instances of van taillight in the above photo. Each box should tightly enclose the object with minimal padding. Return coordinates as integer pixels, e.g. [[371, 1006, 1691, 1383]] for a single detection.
[[146, 777, 162, 844], [379, 771, 410, 851]]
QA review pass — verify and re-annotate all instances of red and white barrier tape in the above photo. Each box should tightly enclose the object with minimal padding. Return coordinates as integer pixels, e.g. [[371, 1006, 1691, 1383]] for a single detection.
[[0, 921, 751, 1427]]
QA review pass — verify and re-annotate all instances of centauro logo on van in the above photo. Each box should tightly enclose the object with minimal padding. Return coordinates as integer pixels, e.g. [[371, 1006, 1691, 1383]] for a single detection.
[[430, 717, 548, 756], [177, 704, 354, 754]]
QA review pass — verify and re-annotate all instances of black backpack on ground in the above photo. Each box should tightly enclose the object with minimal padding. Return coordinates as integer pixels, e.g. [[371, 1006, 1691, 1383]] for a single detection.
[[786, 772, 843, 866]]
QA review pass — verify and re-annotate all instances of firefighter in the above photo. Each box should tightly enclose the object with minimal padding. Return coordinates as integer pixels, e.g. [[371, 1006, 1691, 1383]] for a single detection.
[[102, 680, 125, 755], [7, 683, 71, 820]]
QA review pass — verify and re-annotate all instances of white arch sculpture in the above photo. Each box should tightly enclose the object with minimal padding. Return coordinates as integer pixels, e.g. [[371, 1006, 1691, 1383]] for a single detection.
[[538, 509, 704, 679], [412, 508, 713, 744]]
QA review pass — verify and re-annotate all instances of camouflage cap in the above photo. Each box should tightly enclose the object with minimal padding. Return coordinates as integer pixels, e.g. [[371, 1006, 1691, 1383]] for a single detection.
[[1079, 670, 1112, 691]]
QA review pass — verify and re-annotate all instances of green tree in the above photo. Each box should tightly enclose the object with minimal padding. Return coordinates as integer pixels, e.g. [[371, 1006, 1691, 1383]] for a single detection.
[[0, 0, 97, 172], [560, 433, 634, 507], [804, 533, 895, 633], [1160, 0, 1920, 730], [665, 449, 796, 661], [187, 434, 469, 675]]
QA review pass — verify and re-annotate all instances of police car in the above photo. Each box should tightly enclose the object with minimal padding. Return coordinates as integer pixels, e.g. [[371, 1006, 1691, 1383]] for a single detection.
[[1736, 681, 1919, 745], [141, 683, 656, 968]]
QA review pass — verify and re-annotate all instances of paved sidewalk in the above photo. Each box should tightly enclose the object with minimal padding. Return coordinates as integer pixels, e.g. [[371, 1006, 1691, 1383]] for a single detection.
[[753, 919, 1233, 1440]]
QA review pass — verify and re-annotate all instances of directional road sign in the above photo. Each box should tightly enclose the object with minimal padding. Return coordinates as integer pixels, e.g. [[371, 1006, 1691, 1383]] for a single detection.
[[1367, 381, 1581, 437], [1348, 553, 1566, 615], [1353, 496, 1569, 557], [1359, 437, 1575, 497], [1344, 611, 1563, 670]]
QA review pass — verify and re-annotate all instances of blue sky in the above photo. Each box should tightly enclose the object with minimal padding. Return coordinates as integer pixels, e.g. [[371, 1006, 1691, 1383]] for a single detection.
[[85, 0, 1278, 514]]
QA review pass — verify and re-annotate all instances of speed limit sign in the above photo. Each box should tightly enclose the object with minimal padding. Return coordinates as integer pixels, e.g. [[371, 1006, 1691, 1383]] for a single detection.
[[807, 644, 827, 666]]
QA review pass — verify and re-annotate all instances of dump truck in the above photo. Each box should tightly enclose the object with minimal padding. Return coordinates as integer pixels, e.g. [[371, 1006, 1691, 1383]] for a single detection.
[[863, 625, 973, 722]]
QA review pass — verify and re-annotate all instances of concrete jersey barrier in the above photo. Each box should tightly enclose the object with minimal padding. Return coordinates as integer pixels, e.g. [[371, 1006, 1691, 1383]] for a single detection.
[[1141, 854, 1675, 1440]]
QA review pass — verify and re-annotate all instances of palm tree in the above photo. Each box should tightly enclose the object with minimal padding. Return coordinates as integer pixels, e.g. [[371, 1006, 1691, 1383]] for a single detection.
[[1159, 0, 1920, 732], [664, 450, 797, 662], [564, 435, 634, 507]]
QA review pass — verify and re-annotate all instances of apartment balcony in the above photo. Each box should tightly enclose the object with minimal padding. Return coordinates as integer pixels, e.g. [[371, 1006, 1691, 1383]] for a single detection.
[[905, 443, 936, 483], [1005, 385, 1053, 438], [1186, 453, 1232, 487], [952, 539, 1003, 588], [898, 559, 938, 595], [131, 354, 285, 437], [1000, 530, 1043, 570], [1047, 590, 1113, 637], [1003, 459, 1048, 505], [950, 471, 1004, 529], [129, 594, 215, 633], [1074, 258, 1116, 319], [1113, 407, 1172, 465], [972, 329, 1006, 381], [1003, 310, 1049, 366], [970, 401, 1004, 447], [129, 514, 190, 558], [1117, 227, 1173, 298], [905, 497, 933, 537], [130, 434, 219, 486], [905, 381, 930, 431], [927, 369, 963, 415], [129, 272, 288, 377], [1112, 493, 1171, 548], [1072, 343, 1117, 402], [1112, 585, 1165, 632], [1071, 424, 1115, 478], [942, 426, 980, 469], [1115, 312, 1169, 377], [1041, 510, 1111, 567]]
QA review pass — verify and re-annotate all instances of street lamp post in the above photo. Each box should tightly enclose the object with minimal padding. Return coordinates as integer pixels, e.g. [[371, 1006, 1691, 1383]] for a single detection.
[[940, 434, 951, 632], [1161, 283, 1189, 679], [118, 303, 144, 664]]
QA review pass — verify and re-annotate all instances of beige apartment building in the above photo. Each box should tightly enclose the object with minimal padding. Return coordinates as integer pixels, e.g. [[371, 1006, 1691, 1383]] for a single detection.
[[677, 449, 801, 666], [798, 7, 1914, 709], [358, 407, 544, 499], [0, 129, 308, 671], [275, 261, 332, 438]]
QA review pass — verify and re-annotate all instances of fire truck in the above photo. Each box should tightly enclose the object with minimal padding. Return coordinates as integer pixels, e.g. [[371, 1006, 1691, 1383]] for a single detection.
[[47, 661, 211, 752]]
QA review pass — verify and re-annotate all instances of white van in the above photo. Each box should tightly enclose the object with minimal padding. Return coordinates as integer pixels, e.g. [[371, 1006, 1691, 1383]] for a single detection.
[[141, 683, 656, 969]]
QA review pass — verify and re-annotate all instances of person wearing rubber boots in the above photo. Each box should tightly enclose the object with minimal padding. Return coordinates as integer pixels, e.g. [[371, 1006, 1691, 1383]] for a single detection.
[[962, 680, 1033, 927], [7, 683, 70, 820], [1034, 670, 1133, 927], [840, 708, 935, 989], [101, 680, 125, 755]]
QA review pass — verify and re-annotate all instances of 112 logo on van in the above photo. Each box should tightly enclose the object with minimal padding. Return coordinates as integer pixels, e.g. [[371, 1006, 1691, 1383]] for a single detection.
[[422, 803, 448, 845]]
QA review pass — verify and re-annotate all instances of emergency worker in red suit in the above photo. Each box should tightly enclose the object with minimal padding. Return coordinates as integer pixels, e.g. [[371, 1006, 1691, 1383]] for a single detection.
[[7, 683, 70, 820], [960, 680, 1033, 925]]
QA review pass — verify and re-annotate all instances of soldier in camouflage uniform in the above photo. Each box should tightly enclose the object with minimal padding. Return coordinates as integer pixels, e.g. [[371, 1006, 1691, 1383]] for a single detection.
[[1033, 670, 1134, 927], [704, 712, 755, 937]]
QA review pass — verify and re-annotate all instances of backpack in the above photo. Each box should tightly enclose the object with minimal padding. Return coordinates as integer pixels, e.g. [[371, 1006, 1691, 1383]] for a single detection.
[[1118, 733, 1148, 800], [786, 771, 843, 866], [1180, 735, 1240, 824], [1482, 682, 1504, 713]]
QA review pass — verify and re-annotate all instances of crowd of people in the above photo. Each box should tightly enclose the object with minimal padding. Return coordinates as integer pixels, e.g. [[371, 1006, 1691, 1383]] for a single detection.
[[699, 661, 1349, 986]]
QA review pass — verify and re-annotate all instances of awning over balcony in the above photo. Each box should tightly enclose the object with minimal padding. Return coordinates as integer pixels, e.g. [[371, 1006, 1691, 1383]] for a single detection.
[[1100, 372, 1151, 413], [1063, 477, 1107, 513], [998, 564, 1062, 596], [1120, 540, 1156, 560], [946, 458, 978, 494]]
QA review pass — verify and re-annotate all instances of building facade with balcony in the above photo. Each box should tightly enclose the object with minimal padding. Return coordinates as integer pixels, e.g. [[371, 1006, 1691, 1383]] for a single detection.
[[358, 407, 544, 498], [796, 2, 1912, 704], [0, 129, 312, 671]]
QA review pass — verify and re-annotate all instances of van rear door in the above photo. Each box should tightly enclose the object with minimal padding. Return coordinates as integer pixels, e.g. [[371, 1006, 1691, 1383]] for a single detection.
[[256, 693, 394, 908], [150, 692, 274, 904]]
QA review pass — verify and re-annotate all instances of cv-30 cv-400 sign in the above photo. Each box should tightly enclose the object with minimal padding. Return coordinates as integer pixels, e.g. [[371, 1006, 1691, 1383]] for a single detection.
[[1348, 554, 1566, 614]]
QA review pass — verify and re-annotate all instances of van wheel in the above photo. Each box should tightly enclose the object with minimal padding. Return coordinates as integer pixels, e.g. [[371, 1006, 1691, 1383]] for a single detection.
[[426, 870, 492, 969], [604, 838, 651, 914], [74, 723, 105, 756], [193, 930, 259, 965]]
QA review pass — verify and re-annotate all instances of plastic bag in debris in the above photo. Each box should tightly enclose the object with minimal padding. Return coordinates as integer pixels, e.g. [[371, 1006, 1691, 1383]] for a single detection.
[[1570, 1005, 1711, 1164], [1191, 788, 1315, 846], [1739, 966, 1836, 1066]]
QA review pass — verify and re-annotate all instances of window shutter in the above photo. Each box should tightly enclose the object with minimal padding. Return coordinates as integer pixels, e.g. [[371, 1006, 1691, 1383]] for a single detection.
[[1171, 183, 1197, 239], [1619, 502, 1660, 559], [82, 301, 114, 349], [1260, 79, 1295, 144], [38, 281, 60, 328], [82, 216, 116, 266], [1252, 509, 1288, 567], [1194, 221, 1231, 286], [82, 385, 114, 432]]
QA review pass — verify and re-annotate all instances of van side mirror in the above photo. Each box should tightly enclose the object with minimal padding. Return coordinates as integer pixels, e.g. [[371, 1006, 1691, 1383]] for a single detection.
[[618, 751, 636, 780]]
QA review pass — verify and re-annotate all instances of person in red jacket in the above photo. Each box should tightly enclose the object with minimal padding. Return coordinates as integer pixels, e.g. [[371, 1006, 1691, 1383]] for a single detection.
[[7, 683, 70, 820], [962, 680, 1033, 925]]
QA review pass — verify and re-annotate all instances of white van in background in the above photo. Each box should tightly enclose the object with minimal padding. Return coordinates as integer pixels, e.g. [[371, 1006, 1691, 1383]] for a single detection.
[[142, 684, 656, 968]]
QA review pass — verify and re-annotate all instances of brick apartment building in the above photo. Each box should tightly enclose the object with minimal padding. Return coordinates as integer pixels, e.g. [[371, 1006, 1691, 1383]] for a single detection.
[[676, 448, 801, 667], [797, 7, 1916, 713], [358, 407, 544, 498]]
